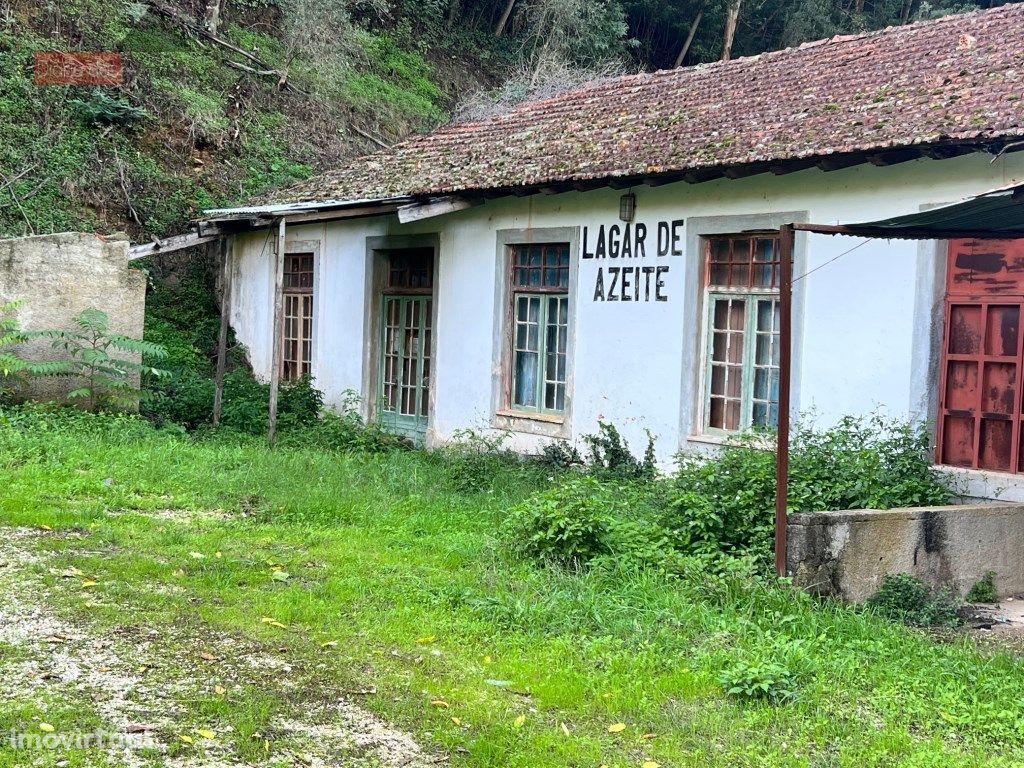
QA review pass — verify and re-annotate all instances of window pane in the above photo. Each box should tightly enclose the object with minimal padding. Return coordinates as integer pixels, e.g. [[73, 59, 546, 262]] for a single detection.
[[514, 352, 539, 407]]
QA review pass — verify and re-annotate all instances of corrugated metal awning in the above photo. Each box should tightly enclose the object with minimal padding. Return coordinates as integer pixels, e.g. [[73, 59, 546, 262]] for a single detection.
[[794, 181, 1024, 240]]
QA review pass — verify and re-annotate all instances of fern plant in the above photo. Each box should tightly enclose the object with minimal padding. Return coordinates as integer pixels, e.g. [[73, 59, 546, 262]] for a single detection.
[[0, 299, 68, 399], [42, 307, 169, 411]]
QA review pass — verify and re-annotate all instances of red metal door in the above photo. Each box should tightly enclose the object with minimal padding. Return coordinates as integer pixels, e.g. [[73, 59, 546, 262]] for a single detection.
[[938, 239, 1024, 473]]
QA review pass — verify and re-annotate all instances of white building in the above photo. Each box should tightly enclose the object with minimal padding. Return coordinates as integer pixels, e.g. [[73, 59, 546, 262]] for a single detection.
[[206, 5, 1024, 498]]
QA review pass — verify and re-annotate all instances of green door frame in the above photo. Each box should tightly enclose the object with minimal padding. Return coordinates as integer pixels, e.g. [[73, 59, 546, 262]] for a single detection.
[[377, 294, 432, 440]]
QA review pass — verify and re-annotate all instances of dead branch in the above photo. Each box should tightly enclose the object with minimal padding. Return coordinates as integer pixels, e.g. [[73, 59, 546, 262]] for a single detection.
[[113, 150, 143, 228], [351, 124, 391, 149], [146, 0, 291, 88]]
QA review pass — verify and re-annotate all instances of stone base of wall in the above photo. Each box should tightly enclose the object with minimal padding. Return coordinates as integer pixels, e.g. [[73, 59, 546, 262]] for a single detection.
[[0, 232, 146, 403], [787, 504, 1024, 602]]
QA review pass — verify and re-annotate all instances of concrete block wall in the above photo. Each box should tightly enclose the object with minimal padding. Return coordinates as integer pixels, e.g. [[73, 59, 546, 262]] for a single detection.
[[0, 232, 147, 402], [787, 504, 1024, 602]]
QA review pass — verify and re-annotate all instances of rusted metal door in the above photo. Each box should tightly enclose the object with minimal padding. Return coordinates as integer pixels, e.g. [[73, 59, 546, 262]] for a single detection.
[[938, 239, 1024, 472]]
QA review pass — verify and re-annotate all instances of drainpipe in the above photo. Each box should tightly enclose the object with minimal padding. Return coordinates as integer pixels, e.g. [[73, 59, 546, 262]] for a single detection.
[[775, 223, 794, 577], [268, 217, 286, 445]]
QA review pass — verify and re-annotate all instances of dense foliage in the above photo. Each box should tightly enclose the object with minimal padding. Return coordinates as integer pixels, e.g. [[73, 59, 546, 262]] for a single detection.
[[507, 415, 955, 573], [4, 0, 1014, 242]]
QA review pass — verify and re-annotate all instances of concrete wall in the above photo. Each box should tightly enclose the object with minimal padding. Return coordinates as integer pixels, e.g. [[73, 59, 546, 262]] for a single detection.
[[0, 232, 147, 401], [228, 150, 1024, 467], [787, 505, 1024, 602]]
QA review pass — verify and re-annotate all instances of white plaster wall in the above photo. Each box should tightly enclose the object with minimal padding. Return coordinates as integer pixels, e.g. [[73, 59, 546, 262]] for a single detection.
[[229, 151, 1024, 462]]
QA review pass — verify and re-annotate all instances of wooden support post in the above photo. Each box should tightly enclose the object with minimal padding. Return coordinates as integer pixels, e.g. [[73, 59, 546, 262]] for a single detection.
[[268, 218, 286, 445], [775, 224, 794, 577], [212, 237, 232, 426]]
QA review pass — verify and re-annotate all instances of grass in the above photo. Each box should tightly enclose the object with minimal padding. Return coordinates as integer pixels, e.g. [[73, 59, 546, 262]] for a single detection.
[[1, 408, 1023, 766]]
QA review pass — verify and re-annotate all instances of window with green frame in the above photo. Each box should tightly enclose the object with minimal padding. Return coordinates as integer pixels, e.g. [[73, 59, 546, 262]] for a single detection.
[[509, 243, 570, 415], [702, 234, 783, 433]]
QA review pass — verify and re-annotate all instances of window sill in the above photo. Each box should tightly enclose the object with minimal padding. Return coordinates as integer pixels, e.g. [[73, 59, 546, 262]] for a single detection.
[[495, 409, 565, 425]]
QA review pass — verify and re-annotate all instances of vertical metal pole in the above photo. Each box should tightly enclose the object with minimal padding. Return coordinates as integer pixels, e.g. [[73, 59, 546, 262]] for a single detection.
[[775, 224, 794, 577], [268, 218, 286, 445], [212, 237, 231, 426]]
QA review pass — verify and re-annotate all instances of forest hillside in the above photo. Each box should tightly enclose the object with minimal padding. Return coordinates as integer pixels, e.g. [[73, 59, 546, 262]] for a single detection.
[[1, 0, 1015, 241]]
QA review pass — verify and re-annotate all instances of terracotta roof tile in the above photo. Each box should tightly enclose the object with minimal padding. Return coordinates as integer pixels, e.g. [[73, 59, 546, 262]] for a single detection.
[[263, 4, 1024, 204]]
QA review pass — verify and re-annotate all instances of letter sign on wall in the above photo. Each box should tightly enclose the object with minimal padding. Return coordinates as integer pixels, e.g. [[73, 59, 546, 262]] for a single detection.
[[582, 219, 683, 302]]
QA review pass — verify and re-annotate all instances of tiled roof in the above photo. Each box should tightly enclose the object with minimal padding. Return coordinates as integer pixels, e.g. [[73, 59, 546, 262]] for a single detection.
[[263, 4, 1024, 205]]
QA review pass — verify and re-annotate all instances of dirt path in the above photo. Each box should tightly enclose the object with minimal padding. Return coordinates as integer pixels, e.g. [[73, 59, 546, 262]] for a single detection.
[[0, 527, 442, 768]]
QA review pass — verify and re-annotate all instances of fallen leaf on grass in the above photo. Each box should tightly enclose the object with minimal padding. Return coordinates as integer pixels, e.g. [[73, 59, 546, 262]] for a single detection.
[[199, 652, 219, 661], [39, 525, 53, 531], [271, 571, 290, 583], [560, 722, 571, 736], [39, 723, 55, 733], [172, 569, 185, 577], [214, 552, 222, 559], [179, 735, 193, 744], [60, 567, 84, 578], [189, 552, 204, 559], [320, 640, 339, 648], [642, 762, 661, 768], [641, 733, 657, 740], [214, 685, 226, 695], [416, 635, 436, 644], [196, 729, 215, 739], [81, 580, 98, 588], [260, 617, 287, 629], [430, 700, 449, 708], [124, 724, 151, 734], [451, 717, 461, 726], [513, 715, 526, 728], [608, 722, 627, 733]]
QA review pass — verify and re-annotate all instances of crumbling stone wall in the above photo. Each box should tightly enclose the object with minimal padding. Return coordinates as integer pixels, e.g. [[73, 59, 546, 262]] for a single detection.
[[787, 504, 1024, 602], [0, 232, 147, 402]]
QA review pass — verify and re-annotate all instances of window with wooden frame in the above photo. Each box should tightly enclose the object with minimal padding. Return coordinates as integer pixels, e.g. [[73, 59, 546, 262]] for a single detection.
[[508, 243, 570, 415], [937, 238, 1024, 473], [282, 252, 314, 380], [701, 234, 782, 434], [380, 249, 433, 424]]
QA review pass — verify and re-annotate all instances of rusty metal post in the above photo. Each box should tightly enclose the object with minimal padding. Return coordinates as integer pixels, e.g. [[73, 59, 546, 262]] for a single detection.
[[212, 237, 232, 426], [775, 224, 795, 577], [268, 218, 286, 444]]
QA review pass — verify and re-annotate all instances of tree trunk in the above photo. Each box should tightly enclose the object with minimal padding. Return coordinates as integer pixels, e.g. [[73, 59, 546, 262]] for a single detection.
[[204, 0, 222, 35], [674, 8, 703, 67], [447, 0, 461, 25], [855, 0, 865, 12], [494, 0, 516, 36], [721, 0, 741, 61]]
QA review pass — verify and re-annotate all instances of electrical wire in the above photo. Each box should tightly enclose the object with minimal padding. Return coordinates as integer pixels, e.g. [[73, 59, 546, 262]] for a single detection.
[[792, 238, 872, 283]]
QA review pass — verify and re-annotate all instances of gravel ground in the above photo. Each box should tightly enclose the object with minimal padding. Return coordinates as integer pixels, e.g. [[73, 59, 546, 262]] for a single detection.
[[0, 527, 442, 768]]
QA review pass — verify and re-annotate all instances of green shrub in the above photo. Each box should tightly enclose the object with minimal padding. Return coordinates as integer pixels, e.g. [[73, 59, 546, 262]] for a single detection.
[[438, 429, 533, 493], [0, 299, 67, 400], [277, 393, 409, 454], [966, 571, 999, 604], [41, 307, 169, 411], [504, 475, 673, 569], [538, 439, 583, 470], [866, 573, 961, 628], [666, 415, 955, 564], [69, 89, 149, 126], [719, 658, 799, 702], [583, 421, 656, 479]]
